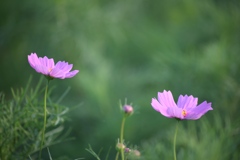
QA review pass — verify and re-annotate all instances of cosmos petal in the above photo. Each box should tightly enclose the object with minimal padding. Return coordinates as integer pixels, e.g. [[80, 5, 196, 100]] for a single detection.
[[28, 53, 40, 68], [65, 70, 79, 78], [151, 98, 171, 117], [34, 65, 49, 75], [50, 67, 66, 79], [184, 101, 213, 120], [177, 95, 198, 109], [158, 90, 178, 108], [167, 106, 184, 119]]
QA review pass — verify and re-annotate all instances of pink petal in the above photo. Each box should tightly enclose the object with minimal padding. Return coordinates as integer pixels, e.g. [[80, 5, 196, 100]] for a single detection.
[[50, 67, 66, 79], [46, 57, 55, 69], [55, 61, 69, 70], [158, 90, 178, 108], [177, 95, 198, 109], [34, 65, 49, 75], [28, 53, 40, 68], [167, 106, 184, 119], [65, 70, 79, 78], [50, 61, 78, 79], [151, 98, 171, 117], [59, 63, 73, 73], [185, 101, 213, 120]]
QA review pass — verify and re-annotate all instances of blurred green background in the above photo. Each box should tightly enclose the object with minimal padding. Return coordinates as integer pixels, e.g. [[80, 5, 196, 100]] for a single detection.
[[1, 0, 240, 159]]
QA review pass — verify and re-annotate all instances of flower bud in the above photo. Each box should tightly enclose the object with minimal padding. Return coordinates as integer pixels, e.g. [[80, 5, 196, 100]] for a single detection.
[[116, 142, 126, 152], [132, 149, 141, 157], [127, 149, 141, 159], [125, 147, 131, 153], [123, 105, 133, 116]]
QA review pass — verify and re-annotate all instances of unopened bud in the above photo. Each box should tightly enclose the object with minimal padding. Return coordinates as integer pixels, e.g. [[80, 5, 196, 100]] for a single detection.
[[125, 147, 131, 153], [132, 150, 141, 157], [127, 149, 141, 159], [116, 142, 125, 152], [123, 105, 133, 116]]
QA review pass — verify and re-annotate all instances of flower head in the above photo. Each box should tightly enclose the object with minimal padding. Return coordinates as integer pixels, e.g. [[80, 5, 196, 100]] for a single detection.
[[151, 90, 213, 120], [125, 147, 131, 153], [123, 105, 134, 116], [116, 142, 126, 151], [28, 53, 79, 79]]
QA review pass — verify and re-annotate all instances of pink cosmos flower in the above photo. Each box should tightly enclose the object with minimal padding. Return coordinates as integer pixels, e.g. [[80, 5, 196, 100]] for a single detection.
[[151, 90, 213, 120], [28, 53, 79, 79]]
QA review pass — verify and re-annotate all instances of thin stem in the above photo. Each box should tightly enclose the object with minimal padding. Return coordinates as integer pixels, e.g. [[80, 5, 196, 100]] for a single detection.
[[115, 152, 119, 160], [173, 120, 179, 160], [120, 117, 126, 160], [39, 80, 49, 159]]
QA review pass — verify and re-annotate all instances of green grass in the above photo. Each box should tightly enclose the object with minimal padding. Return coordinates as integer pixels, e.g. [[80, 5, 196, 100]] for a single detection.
[[0, 0, 240, 159], [0, 76, 73, 159]]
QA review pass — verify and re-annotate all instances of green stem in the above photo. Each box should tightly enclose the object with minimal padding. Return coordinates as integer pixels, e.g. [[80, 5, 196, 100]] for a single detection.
[[173, 120, 179, 160], [120, 117, 126, 160], [115, 152, 119, 160], [39, 80, 49, 159]]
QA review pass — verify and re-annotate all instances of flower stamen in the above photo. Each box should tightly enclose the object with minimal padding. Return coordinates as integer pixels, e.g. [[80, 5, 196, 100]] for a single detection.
[[182, 109, 187, 117]]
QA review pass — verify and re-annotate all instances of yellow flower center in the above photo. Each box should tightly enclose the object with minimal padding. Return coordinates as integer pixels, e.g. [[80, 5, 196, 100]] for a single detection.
[[182, 109, 187, 117], [48, 68, 52, 72]]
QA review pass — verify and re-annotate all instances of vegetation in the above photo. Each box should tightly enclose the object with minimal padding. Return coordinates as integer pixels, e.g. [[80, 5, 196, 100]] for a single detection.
[[0, 0, 240, 159]]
